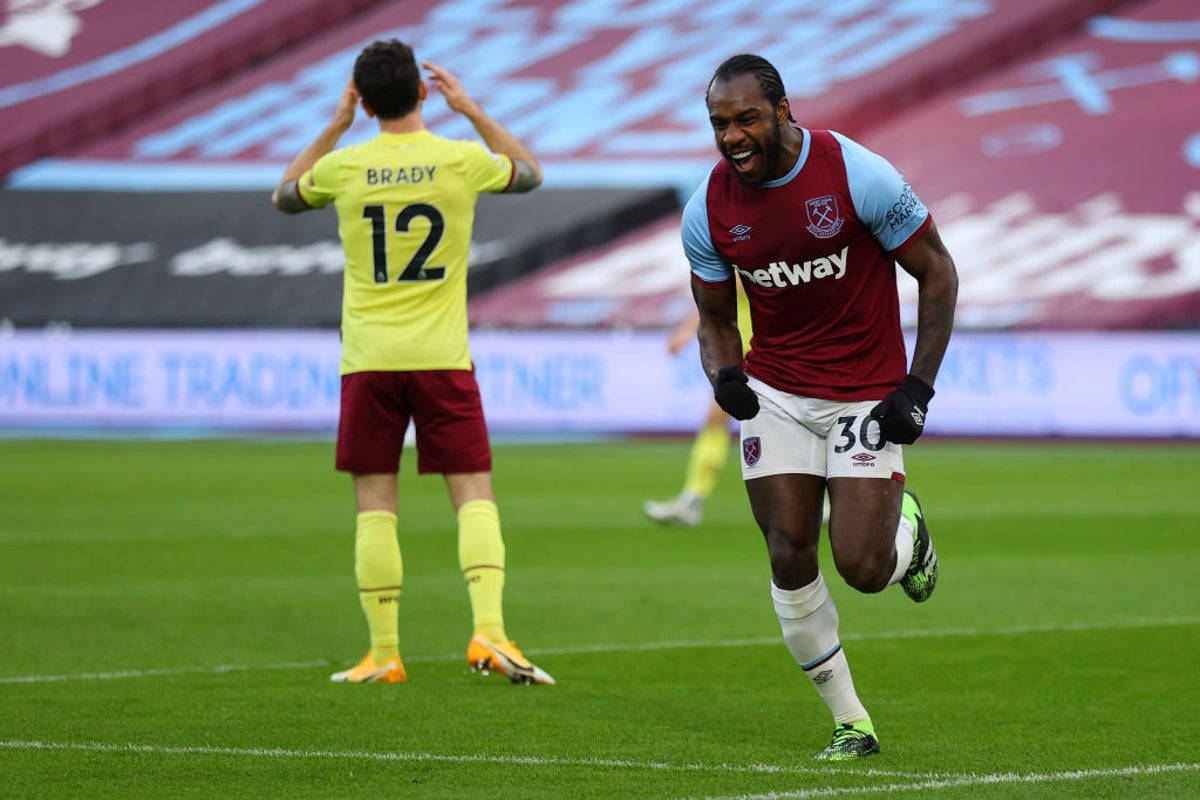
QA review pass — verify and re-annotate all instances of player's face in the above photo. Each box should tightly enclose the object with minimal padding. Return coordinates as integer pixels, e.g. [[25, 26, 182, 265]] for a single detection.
[[707, 74, 785, 185]]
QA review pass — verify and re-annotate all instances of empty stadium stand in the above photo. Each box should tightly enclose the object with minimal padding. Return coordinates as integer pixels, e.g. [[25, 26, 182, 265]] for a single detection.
[[4, 0, 1193, 332], [0, 0, 388, 177]]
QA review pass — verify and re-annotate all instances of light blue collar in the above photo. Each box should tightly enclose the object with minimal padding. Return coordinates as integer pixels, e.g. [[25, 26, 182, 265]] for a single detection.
[[761, 127, 809, 188]]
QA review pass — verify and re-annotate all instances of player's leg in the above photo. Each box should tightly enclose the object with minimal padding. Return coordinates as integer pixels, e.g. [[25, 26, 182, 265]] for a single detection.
[[740, 380, 876, 759], [443, 471, 554, 685], [748, 474, 876, 758], [826, 476, 906, 593], [331, 372, 407, 683], [444, 470, 504, 644], [823, 400, 937, 601], [414, 369, 553, 685], [644, 400, 730, 526]]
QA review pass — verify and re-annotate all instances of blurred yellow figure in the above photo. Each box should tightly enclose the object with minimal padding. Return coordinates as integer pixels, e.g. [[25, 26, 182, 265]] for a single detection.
[[643, 279, 752, 527]]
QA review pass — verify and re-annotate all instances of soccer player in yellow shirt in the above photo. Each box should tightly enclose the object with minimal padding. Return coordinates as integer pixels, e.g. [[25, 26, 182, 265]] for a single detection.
[[271, 39, 553, 685]]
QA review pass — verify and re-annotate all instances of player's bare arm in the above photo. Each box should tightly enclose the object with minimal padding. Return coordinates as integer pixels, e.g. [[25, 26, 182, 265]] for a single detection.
[[423, 60, 542, 193], [895, 220, 959, 386], [693, 276, 758, 420], [271, 78, 359, 214], [691, 277, 744, 384]]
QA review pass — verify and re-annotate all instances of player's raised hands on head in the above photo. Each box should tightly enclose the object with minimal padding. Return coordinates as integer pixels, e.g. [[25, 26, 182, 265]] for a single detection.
[[423, 61, 477, 115], [332, 77, 359, 132]]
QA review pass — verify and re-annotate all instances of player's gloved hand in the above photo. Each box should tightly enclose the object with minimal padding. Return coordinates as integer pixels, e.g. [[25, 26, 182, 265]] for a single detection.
[[714, 366, 760, 420], [869, 374, 935, 445]]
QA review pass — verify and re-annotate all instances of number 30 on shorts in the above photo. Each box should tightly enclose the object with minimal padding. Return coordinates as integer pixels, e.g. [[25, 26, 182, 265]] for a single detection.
[[832, 415, 886, 454]]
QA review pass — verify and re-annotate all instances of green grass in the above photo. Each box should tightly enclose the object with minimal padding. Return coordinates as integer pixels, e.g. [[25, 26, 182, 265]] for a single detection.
[[1, 438, 1198, 799]]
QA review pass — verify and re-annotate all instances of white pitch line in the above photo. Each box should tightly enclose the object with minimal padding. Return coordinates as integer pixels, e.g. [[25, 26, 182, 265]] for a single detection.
[[2, 616, 1197, 685], [0, 740, 940, 780], [524, 615, 1200, 658], [690, 762, 1200, 800], [0, 660, 330, 685]]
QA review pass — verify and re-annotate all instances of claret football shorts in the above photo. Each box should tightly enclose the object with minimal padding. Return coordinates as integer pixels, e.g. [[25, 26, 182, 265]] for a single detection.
[[336, 369, 492, 475], [739, 376, 906, 482]]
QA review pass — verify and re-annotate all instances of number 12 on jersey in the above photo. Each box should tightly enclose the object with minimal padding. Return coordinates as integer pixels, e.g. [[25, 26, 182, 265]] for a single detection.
[[362, 203, 446, 283]]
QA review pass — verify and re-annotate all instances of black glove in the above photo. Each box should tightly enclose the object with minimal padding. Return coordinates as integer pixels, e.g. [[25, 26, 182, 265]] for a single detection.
[[714, 366, 760, 420], [869, 374, 935, 445]]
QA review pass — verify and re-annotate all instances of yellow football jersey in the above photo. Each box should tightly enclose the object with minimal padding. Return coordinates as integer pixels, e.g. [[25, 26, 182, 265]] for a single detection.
[[735, 275, 753, 354], [300, 129, 513, 374]]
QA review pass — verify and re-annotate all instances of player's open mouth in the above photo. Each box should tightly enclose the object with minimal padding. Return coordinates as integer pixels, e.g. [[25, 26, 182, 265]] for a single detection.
[[728, 148, 758, 175]]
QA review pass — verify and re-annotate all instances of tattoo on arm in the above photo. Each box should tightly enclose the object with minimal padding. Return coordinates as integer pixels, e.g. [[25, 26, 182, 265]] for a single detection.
[[272, 180, 311, 214], [505, 159, 541, 193], [910, 287, 956, 382]]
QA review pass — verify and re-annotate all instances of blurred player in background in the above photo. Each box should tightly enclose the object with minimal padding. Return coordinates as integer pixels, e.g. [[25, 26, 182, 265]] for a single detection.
[[271, 39, 553, 686], [644, 281, 832, 527], [686, 55, 957, 759], [643, 278, 751, 527]]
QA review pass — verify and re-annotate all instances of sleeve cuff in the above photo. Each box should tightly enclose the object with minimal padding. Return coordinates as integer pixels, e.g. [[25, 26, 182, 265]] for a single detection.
[[294, 179, 314, 209], [691, 273, 734, 288], [503, 158, 517, 191], [891, 213, 931, 254]]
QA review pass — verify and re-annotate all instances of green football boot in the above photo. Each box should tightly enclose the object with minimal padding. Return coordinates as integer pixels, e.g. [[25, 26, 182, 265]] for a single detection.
[[814, 719, 880, 761], [899, 489, 938, 602]]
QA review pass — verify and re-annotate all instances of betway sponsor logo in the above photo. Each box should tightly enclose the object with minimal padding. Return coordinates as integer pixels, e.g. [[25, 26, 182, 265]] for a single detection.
[[735, 246, 848, 288], [0, 236, 506, 281], [172, 239, 344, 276], [0, 239, 154, 280]]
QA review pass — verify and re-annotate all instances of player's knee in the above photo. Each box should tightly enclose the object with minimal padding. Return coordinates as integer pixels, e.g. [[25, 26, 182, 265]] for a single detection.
[[833, 551, 891, 594], [765, 529, 818, 586]]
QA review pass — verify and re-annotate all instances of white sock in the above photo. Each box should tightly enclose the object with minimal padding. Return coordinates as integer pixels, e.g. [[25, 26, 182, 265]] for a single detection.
[[888, 514, 916, 586], [771, 574, 869, 724]]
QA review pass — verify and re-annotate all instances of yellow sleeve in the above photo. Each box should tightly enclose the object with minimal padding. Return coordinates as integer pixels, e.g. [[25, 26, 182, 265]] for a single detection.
[[461, 140, 514, 194], [297, 149, 341, 208], [736, 275, 753, 353]]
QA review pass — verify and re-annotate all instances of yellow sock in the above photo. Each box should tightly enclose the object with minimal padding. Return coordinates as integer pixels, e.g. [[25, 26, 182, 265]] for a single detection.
[[683, 424, 730, 498], [457, 499, 506, 643], [354, 510, 402, 663]]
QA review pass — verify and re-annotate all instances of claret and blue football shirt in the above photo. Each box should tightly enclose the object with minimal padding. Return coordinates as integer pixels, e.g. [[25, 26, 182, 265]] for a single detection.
[[684, 128, 931, 400]]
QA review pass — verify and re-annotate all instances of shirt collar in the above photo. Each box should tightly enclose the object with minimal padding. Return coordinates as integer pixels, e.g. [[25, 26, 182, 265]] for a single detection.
[[760, 127, 810, 188]]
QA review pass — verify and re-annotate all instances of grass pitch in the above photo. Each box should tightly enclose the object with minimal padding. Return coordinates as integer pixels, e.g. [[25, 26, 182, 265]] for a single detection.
[[1, 437, 1198, 799]]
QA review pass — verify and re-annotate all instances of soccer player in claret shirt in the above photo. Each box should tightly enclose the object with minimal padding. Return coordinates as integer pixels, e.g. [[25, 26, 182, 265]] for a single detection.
[[685, 54, 958, 760], [271, 39, 553, 686]]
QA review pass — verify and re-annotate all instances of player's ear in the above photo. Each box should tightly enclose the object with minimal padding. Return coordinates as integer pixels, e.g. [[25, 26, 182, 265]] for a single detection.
[[360, 98, 377, 119], [777, 97, 794, 125], [418, 80, 428, 101]]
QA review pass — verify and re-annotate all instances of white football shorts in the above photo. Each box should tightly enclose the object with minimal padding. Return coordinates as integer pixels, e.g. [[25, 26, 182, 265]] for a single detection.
[[739, 376, 906, 481]]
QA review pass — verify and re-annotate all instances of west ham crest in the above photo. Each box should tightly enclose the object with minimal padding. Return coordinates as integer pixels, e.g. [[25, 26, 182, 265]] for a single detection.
[[805, 195, 844, 239], [742, 436, 761, 466]]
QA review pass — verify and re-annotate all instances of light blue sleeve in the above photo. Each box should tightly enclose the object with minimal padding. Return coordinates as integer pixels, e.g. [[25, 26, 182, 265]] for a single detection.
[[681, 172, 732, 282], [832, 131, 930, 252]]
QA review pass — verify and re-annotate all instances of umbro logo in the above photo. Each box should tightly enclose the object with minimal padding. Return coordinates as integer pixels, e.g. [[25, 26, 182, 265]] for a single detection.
[[729, 224, 752, 241], [851, 452, 876, 468]]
